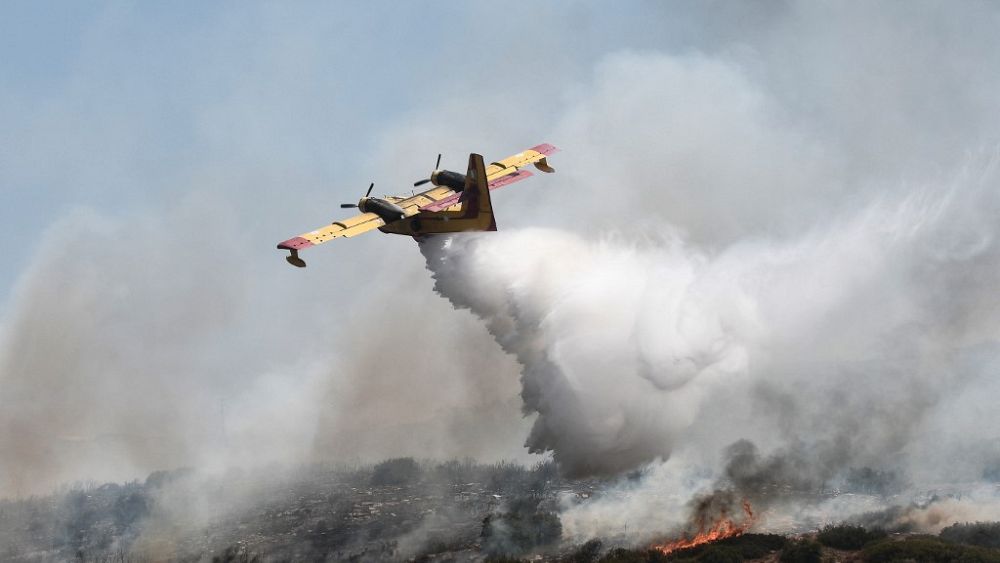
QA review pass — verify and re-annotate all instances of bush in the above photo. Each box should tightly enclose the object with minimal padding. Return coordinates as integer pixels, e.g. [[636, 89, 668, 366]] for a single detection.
[[666, 534, 786, 560], [568, 539, 604, 563], [696, 545, 743, 563], [597, 548, 669, 563], [486, 461, 531, 494], [816, 524, 886, 550], [940, 522, 1000, 548], [480, 504, 562, 556], [863, 536, 1000, 563], [724, 534, 787, 559], [779, 539, 821, 563], [370, 457, 421, 486], [144, 467, 194, 488], [112, 490, 150, 532]]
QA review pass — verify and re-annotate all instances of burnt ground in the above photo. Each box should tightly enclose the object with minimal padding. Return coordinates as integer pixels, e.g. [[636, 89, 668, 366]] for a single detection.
[[2, 461, 999, 563], [0, 460, 598, 562]]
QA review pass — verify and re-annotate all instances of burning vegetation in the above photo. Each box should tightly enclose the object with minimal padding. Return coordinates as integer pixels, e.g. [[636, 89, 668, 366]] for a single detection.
[[2, 456, 1000, 562], [652, 496, 756, 555]]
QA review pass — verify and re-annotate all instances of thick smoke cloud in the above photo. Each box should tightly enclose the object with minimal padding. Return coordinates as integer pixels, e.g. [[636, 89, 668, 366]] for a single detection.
[[420, 155, 1000, 477], [0, 200, 329, 493], [3, 8, 1000, 547], [422, 150, 1000, 537]]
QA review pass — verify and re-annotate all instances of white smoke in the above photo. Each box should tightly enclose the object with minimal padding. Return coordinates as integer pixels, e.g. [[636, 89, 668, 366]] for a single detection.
[[418, 149, 1000, 537], [4, 6, 1000, 539]]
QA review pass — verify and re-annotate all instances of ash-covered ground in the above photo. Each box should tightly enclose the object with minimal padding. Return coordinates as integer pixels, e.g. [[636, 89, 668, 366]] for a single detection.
[[5, 458, 1000, 563], [0, 459, 594, 562]]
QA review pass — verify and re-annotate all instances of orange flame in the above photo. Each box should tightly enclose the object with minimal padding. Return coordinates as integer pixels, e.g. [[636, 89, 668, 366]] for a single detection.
[[652, 499, 756, 554]]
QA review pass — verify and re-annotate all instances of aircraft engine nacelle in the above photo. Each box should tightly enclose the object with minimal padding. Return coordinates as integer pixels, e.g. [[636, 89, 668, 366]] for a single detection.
[[359, 198, 406, 223], [430, 169, 468, 191]]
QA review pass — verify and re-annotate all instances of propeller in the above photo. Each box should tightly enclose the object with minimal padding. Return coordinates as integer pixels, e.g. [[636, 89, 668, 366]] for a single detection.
[[413, 154, 442, 187], [340, 182, 374, 208]]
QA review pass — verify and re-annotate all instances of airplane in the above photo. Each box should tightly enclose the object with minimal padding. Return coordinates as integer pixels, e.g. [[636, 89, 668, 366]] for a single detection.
[[277, 143, 558, 267]]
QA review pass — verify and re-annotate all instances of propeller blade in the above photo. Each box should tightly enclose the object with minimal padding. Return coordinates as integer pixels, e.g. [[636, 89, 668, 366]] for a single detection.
[[413, 154, 442, 187], [340, 203, 358, 208], [365, 182, 374, 197]]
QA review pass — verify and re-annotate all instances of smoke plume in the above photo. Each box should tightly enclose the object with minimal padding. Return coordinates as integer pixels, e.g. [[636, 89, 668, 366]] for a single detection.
[[420, 148, 1000, 537], [4, 5, 1000, 548]]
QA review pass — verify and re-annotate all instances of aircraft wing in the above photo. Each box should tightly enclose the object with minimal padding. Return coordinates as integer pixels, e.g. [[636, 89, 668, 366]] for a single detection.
[[420, 143, 558, 212], [277, 143, 558, 266], [391, 186, 460, 216], [277, 212, 384, 266], [486, 143, 559, 181], [417, 173, 531, 212]]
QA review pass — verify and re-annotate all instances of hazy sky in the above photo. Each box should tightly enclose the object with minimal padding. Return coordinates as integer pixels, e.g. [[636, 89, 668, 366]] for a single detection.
[[4, 1, 1000, 497], [0, 1, 697, 296], [0, 0, 717, 491], [5, 1, 996, 295]]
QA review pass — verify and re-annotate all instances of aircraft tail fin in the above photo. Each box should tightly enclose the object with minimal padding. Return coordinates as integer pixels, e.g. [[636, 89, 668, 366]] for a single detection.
[[458, 153, 496, 231], [385, 152, 498, 237]]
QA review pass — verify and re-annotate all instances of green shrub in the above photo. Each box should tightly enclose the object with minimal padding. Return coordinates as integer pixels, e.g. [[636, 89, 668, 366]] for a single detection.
[[696, 545, 743, 563], [779, 539, 821, 563], [816, 524, 886, 550], [863, 536, 1000, 563], [940, 522, 1000, 549], [725, 534, 787, 558]]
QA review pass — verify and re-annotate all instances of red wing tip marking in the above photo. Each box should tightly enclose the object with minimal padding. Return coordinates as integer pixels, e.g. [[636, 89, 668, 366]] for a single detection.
[[277, 237, 314, 250], [530, 143, 559, 155]]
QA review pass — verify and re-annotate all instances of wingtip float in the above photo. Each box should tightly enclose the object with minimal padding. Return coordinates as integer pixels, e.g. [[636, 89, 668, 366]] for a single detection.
[[276, 143, 559, 267]]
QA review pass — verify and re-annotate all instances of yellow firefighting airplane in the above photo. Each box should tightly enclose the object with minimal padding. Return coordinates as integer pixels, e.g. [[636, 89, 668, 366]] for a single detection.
[[277, 143, 558, 267]]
